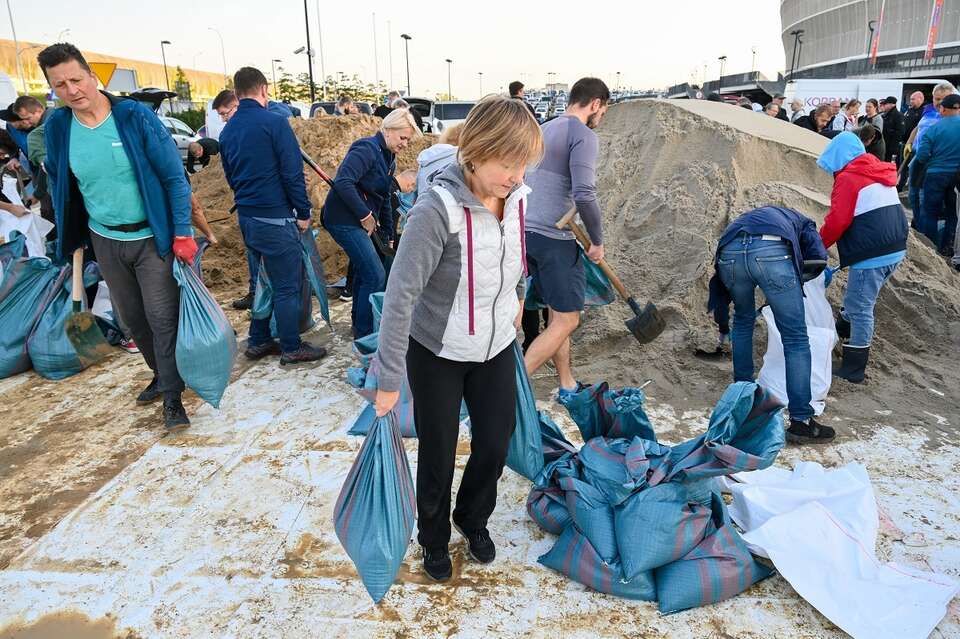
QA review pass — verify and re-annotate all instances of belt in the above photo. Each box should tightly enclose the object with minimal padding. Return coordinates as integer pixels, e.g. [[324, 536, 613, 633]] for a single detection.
[[760, 234, 783, 242], [100, 220, 150, 233]]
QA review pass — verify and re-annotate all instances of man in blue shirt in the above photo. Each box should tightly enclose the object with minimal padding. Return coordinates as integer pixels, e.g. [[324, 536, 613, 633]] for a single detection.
[[219, 67, 325, 365], [39, 42, 197, 431], [915, 93, 960, 254]]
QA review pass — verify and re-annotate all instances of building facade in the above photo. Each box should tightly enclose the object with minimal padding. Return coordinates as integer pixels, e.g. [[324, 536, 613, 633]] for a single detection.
[[781, 0, 960, 82]]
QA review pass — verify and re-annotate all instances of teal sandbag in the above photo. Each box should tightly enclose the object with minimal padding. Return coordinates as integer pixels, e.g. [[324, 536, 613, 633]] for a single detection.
[[353, 355, 417, 437], [654, 493, 773, 614], [525, 246, 616, 310], [173, 258, 237, 408], [558, 475, 618, 564], [505, 341, 545, 481], [559, 382, 655, 442], [333, 412, 416, 602], [538, 523, 656, 601], [27, 263, 100, 380], [253, 256, 314, 334], [526, 453, 581, 535], [0, 232, 27, 271], [0, 256, 58, 378], [300, 229, 330, 325], [369, 292, 385, 333]]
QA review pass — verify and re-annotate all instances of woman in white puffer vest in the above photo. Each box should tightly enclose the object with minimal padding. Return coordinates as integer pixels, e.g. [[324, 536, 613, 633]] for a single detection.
[[374, 96, 543, 582]]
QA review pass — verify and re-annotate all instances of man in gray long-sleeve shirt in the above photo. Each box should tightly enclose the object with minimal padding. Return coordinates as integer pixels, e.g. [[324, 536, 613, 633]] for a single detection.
[[523, 77, 609, 396]]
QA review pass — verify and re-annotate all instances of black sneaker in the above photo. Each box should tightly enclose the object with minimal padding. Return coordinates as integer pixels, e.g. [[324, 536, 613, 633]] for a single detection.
[[244, 340, 281, 360], [232, 292, 254, 310], [454, 524, 496, 564], [786, 418, 835, 445], [136, 377, 161, 405], [279, 342, 327, 366], [163, 394, 190, 433], [422, 546, 452, 582]]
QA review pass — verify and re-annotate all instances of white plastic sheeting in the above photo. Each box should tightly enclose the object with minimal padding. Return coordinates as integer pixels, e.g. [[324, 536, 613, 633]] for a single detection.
[[758, 272, 836, 416], [725, 462, 959, 639]]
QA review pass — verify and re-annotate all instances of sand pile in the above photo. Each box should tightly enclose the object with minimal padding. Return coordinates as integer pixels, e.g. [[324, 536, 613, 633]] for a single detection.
[[190, 114, 435, 299], [574, 99, 960, 421]]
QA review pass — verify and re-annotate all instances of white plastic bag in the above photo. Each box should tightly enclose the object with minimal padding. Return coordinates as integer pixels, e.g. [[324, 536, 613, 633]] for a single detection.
[[757, 271, 835, 415], [725, 462, 959, 639]]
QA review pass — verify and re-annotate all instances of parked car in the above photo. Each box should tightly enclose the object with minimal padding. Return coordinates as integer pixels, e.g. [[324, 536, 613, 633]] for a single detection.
[[159, 116, 201, 162], [431, 101, 475, 134], [403, 97, 435, 132], [310, 102, 337, 117]]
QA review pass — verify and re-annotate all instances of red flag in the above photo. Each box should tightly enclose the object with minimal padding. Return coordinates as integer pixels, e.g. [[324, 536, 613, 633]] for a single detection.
[[870, 0, 886, 66], [925, 0, 945, 61]]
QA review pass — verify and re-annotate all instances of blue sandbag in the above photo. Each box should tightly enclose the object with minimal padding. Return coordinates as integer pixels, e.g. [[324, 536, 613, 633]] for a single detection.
[[526, 453, 581, 535], [300, 229, 330, 325], [538, 524, 656, 601], [27, 263, 100, 380], [559, 382, 655, 442], [333, 412, 416, 602], [0, 256, 58, 378], [173, 258, 237, 408], [654, 493, 773, 614], [558, 475, 618, 564], [252, 257, 315, 335], [505, 342, 545, 481], [0, 232, 27, 270]]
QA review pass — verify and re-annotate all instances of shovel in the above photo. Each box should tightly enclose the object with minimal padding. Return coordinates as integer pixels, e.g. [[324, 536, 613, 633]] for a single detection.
[[299, 148, 396, 257], [555, 207, 665, 344], [64, 248, 112, 367]]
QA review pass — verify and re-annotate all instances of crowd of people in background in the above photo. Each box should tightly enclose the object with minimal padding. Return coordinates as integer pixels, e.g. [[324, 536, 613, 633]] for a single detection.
[[708, 83, 960, 270]]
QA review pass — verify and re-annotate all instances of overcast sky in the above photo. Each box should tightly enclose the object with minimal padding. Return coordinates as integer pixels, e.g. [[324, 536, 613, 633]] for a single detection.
[[12, 1, 785, 98]]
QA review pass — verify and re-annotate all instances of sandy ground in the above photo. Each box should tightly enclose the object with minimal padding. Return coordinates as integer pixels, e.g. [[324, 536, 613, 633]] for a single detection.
[[0, 100, 958, 637]]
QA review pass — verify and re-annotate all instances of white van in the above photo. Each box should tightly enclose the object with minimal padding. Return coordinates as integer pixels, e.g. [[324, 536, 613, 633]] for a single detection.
[[783, 78, 949, 119], [0, 73, 18, 110]]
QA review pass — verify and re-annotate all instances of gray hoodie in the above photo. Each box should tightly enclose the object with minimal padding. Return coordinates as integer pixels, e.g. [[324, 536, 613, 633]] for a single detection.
[[377, 163, 529, 391]]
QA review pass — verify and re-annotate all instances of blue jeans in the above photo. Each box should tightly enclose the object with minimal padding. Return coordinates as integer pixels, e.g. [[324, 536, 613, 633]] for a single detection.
[[326, 223, 385, 338], [921, 171, 958, 252], [908, 163, 923, 231], [718, 235, 813, 421], [841, 263, 898, 347], [239, 216, 303, 352], [238, 221, 260, 295]]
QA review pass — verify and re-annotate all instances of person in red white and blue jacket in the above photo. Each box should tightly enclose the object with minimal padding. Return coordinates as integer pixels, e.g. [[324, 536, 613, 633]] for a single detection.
[[817, 131, 908, 383]]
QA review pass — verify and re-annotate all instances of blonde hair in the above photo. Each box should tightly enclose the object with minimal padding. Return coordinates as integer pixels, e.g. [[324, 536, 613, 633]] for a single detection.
[[458, 96, 543, 170], [381, 108, 422, 136], [439, 122, 463, 146]]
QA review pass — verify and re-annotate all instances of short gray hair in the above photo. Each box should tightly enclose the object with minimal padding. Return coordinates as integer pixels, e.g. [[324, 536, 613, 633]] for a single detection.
[[933, 81, 957, 97]]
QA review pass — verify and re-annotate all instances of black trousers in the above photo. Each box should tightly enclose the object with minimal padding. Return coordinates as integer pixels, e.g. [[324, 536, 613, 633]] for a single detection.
[[406, 337, 517, 550], [521, 308, 549, 352]]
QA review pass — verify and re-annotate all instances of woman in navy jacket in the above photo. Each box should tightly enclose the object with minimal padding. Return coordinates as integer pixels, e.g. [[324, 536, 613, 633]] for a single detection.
[[323, 108, 420, 337]]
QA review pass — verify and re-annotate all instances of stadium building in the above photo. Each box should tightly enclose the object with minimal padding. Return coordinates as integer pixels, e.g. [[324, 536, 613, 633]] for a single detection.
[[782, 0, 960, 85]]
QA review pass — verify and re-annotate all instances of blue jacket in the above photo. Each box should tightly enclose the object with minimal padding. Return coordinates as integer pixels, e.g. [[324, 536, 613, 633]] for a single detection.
[[267, 100, 293, 118], [44, 92, 192, 260], [219, 99, 312, 220], [6, 125, 29, 156], [914, 115, 960, 174], [322, 131, 396, 241], [707, 207, 828, 332]]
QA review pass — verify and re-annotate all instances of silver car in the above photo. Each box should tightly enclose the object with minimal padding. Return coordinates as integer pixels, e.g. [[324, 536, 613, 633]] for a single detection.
[[159, 116, 200, 162]]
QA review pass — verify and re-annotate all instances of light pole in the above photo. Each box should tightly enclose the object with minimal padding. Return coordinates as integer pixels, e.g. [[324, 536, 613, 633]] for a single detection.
[[271, 58, 281, 99], [616, 71, 621, 93], [445, 58, 452, 99], [478, 72, 483, 97], [751, 46, 757, 72], [6, 1, 25, 92], [788, 29, 804, 77], [315, 0, 327, 100], [160, 40, 172, 92], [717, 55, 727, 93], [401, 34, 412, 96], [208, 27, 228, 87], [302, 0, 316, 103]]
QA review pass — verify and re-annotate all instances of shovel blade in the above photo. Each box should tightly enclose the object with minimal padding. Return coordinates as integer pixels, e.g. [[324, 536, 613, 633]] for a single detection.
[[624, 301, 665, 344], [65, 311, 114, 368]]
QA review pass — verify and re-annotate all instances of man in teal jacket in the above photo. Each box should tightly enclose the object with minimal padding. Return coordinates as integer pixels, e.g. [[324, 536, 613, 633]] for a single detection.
[[39, 42, 197, 431]]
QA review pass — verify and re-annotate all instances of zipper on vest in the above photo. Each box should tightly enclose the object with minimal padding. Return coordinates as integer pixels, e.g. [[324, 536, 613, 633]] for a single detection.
[[485, 221, 506, 361]]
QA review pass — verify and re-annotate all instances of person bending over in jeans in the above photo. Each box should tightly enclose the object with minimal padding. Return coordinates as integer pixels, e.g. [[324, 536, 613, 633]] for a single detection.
[[374, 96, 543, 581]]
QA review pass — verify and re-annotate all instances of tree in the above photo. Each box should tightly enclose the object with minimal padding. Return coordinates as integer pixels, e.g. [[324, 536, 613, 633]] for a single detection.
[[174, 65, 191, 101], [275, 67, 302, 102]]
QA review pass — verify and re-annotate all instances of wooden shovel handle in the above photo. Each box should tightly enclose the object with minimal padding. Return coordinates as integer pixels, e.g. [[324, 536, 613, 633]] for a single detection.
[[72, 249, 83, 310], [554, 207, 631, 300]]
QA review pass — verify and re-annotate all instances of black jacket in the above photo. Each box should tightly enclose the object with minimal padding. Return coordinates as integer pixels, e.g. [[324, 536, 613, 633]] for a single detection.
[[881, 108, 903, 154], [902, 106, 924, 143], [775, 107, 788, 121]]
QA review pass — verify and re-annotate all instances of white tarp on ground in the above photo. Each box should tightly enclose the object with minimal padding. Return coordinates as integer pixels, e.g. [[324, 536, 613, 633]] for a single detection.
[[725, 462, 959, 639], [757, 272, 836, 416], [0, 176, 53, 258]]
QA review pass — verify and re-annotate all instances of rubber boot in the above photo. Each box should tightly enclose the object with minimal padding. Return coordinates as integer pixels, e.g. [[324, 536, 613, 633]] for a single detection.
[[835, 344, 869, 383], [835, 312, 851, 340]]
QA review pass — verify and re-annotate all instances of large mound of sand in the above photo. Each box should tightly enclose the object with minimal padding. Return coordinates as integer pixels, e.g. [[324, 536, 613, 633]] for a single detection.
[[573, 99, 960, 423], [190, 115, 435, 298]]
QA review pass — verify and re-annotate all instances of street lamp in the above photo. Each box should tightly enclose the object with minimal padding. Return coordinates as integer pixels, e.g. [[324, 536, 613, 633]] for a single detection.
[[866, 20, 876, 57], [271, 58, 282, 99], [616, 71, 621, 93], [208, 27, 228, 87], [478, 72, 483, 97], [717, 55, 727, 93], [788, 29, 804, 77], [5, 0, 25, 92], [160, 40, 172, 92], [302, 0, 316, 103], [445, 58, 452, 100], [401, 34, 412, 96]]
